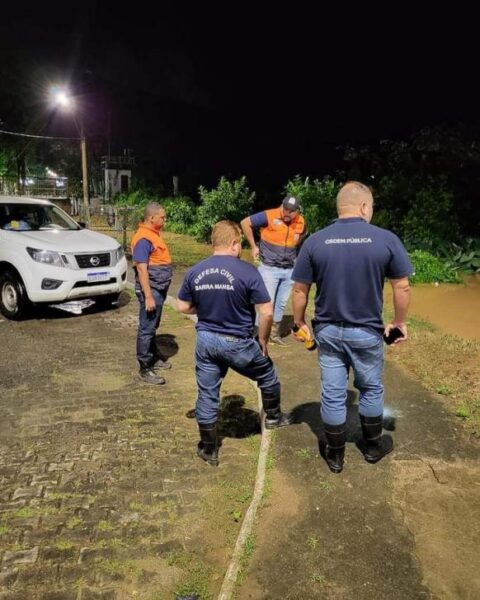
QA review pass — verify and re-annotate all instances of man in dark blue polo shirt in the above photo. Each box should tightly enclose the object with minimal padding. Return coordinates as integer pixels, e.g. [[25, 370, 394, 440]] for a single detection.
[[292, 181, 412, 473], [177, 220, 291, 466]]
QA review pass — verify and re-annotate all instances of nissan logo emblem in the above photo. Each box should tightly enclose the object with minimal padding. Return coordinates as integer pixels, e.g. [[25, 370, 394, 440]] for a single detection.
[[90, 256, 100, 267]]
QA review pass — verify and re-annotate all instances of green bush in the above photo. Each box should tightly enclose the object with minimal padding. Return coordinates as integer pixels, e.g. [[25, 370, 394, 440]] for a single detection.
[[193, 176, 255, 242], [409, 250, 459, 284], [113, 188, 152, 208], [400, 184, 459, 251], [113, 189, 153, 229], [161, 196, 197, 234], [440, 238, 480, 274], [285, 175, 338, 233]]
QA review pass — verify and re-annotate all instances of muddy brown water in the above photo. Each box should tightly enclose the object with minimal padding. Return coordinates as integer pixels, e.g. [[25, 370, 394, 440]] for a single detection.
[[385, 274, 480, 341]]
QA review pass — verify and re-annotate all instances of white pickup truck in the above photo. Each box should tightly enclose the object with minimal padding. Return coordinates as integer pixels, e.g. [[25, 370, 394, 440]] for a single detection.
[[0, 196, 128, 319]]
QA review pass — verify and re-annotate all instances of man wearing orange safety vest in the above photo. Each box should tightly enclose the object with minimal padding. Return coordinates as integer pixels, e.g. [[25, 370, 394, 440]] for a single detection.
[[131, 203, 173, 385], [241, 196, 306, 344]]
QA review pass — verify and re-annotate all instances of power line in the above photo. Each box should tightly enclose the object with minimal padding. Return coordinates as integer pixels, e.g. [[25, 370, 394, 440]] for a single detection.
[[0, 129, 80, 141]]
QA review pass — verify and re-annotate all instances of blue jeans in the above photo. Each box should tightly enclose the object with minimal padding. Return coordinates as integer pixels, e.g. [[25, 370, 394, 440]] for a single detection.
[[314, 324, 384, 426], [195, 330, 280, 424], [136, 287, 168, 369], [258, 264, 294, 323]]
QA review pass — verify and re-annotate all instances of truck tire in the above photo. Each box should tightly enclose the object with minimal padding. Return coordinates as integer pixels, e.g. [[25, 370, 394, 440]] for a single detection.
[[0, 270, 30, 320]]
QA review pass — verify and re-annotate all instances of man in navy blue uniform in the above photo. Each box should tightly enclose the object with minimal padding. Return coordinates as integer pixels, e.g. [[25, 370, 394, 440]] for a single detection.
[[292, 181, 412, 473], [177, 220, 291, 466]]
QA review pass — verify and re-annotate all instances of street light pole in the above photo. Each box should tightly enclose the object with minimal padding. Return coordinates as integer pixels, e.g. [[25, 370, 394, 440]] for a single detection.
[[80, 133, 90, 225], [49, 86, 90, 226]]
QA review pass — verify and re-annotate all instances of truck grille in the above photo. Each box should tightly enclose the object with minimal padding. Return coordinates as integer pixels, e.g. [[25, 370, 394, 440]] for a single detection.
[[75, 253, 111, 268]]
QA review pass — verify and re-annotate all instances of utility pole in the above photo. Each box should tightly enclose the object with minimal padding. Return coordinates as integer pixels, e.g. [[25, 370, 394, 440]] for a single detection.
[[80, 134, 90, 226]]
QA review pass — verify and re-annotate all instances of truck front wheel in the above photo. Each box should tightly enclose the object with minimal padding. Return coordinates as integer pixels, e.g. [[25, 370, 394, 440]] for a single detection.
[[0, 271, 30, 320]]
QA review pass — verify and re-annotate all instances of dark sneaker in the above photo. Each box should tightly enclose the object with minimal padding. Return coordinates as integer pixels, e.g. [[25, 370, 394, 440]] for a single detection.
[[265, 411, 293, 430], [197, 443, 219, 467], [139, 368, 166, 385], [152, 358, 172, 370]]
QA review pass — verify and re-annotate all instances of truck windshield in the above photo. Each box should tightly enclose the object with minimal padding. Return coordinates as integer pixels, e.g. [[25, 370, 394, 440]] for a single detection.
[[0, 203, 80, 231]]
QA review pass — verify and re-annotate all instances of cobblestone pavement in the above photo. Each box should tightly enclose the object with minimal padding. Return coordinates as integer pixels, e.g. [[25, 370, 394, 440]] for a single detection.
[[0, 294, 261, 599]]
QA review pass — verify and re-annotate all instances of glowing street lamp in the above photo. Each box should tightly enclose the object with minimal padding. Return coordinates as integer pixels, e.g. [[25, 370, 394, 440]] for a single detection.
[[49, 86, 74, 111], [49, 85, 90, 225]]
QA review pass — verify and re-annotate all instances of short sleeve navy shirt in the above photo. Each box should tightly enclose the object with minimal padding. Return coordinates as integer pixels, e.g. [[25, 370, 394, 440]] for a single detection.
[[292, 218, 413, 333], [249, 211, 268, 228], [178, 255, 271, 337], [132, 238, 153, 263]]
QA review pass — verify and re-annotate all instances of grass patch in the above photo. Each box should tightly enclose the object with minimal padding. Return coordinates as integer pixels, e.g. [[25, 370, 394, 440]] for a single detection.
[[97, 519, 115, 532], [92, 538, 125, 550], [53, 539, 75, 550], [296, 447, 311, 460], [128, 501, 146, 512], [163, 232, 212, 269], [311, 572, 327, 585], [10, 506, 36, 519], [48, 492, 96, 504], [166, 552, 213, 600], [456, 404, 471, 420], [66, 516, 83, 529], [318, 480, 335, 493], [383, 306, 480, 435], [0, 523, 11, 535], [99, 558, 142, 579], [219, 480, 252, 505], [237, 533, 256, 585], [307, 535, 319, 550]]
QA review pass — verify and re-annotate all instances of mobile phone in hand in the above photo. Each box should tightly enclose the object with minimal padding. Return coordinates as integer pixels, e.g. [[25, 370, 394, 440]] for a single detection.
[[383, 326, 404, 345]]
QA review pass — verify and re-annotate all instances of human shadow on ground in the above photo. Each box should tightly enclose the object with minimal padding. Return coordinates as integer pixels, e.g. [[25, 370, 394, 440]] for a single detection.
[[218, 394, 261, 439], [154, 333, 179, 361], [279, 315, 295, 339], [291, 391, 396, 450], [185, 394, 261, 440]]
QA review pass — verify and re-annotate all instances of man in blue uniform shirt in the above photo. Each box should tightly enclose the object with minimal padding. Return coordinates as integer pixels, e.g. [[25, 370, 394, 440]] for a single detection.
[[292, 181, 412, 473], [177, 220, 291, 466]]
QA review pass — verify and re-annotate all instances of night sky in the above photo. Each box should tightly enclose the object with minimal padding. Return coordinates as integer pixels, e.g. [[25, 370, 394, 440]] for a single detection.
[[1, 3, 478, 196]]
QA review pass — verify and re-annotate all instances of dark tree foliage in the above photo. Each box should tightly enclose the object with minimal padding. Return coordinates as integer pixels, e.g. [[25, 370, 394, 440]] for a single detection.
[[341, 124, 480, 247]]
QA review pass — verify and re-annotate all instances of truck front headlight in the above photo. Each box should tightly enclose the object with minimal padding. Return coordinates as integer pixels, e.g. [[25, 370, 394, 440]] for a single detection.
[[26, 247, 64, 268], [115, 245, 125, 264]]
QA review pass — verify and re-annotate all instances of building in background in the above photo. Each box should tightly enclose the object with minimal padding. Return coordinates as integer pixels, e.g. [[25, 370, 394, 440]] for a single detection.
[[102, 151, 135, 202]]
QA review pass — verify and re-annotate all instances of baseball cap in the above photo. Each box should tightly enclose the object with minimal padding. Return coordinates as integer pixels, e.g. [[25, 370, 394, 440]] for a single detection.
[[282, 195, 301, 211]]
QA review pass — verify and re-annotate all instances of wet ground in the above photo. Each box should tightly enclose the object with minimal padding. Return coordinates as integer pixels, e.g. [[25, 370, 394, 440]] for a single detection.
[[239, 338, 480, 600], [386, 274, 480, 341], [0, 295, 261, 599], [1, 266, 479, 599]]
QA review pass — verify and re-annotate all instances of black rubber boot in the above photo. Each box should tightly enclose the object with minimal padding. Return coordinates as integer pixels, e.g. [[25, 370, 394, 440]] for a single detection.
[[322, 423, 346, 473], [197, 423, 219, 466], [359, 414, 393, 464], [262, 390, 292, 430]]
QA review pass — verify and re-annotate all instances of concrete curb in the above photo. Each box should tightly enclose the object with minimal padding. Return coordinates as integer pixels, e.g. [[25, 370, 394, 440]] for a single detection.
[[217, 384, 268, 600]]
